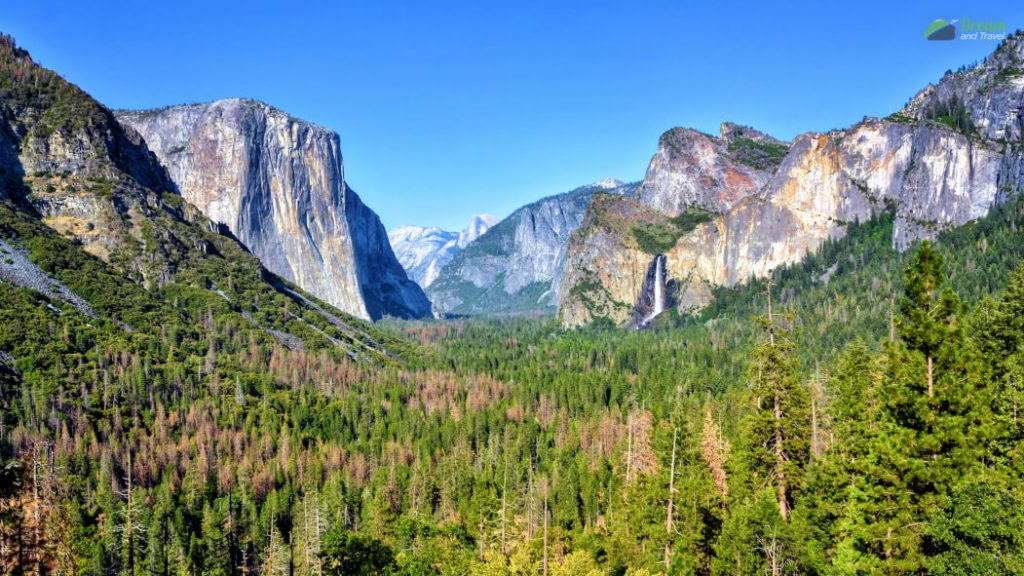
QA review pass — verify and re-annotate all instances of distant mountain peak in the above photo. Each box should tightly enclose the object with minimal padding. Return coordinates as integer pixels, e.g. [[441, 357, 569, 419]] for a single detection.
[[459, 214, 500, 248], [591, 178, 625, 189], [469, 213, 500, 225], [388, 214, 499, 290]]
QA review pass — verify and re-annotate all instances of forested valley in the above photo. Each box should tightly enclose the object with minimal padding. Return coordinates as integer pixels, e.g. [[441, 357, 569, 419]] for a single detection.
[[3, 24, 1024, 576], [3, 186, 1024, 575]]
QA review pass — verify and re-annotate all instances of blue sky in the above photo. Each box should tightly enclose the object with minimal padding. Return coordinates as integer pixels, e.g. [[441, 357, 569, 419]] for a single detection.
[[1, 1, 1021, 230]]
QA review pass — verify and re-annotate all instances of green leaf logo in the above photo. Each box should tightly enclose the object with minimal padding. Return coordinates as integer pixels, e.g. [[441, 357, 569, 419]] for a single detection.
[[925, 19, 957, 40]]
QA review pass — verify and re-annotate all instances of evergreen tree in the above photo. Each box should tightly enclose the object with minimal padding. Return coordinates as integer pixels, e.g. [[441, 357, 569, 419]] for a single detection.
[[923, 475, 1024, 575], [712, 490, 820, 576], [320, 525, 396, 576], [201, 501, 232, 576], [973, 267, 1024, 474], [742, 293, 811, 520], [825, 242, 994, 573], [888, 241, 989, 498]]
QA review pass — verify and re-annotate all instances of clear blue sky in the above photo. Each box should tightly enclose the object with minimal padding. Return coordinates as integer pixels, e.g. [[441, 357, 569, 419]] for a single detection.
[[2, 1, 1020, 230]]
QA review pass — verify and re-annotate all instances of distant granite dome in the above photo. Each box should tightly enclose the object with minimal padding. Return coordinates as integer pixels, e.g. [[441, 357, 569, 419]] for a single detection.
[[117, 99, 431, 321], [459, 214, 499, 248], [388, 214, 499, 289], [591, 178, 625, 189]]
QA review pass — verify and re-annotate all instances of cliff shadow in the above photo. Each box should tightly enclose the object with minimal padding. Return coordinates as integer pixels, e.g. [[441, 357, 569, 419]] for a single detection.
[[0, 116, 35, 214]]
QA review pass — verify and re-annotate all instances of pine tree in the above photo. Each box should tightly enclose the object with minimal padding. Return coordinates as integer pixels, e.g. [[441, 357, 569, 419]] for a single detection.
[[824, 242, 993, 573], [743, 287, 811, 520], [973, 266, 1024, 474], [803, 340, 889, 571], [896, 241, 952, 398], [711, 489, 820, 576], [923, 474, 1024, 575], [888, 242, 989, 497], [201, 501, 232, 576]]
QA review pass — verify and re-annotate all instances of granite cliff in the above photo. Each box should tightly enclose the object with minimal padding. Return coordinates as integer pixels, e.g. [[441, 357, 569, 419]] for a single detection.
[[560, 33, 1024, 328], [637, 123, 785, 215], [117, 99, 430, 321], [0, 34, 401, 357]]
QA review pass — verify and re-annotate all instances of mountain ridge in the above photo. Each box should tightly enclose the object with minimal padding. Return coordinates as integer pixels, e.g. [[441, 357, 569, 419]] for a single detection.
[[558, 32, 1024, 328], [0, 33, 403, 359]]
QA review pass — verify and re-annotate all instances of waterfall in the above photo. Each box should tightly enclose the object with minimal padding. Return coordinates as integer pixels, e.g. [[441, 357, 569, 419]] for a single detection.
[[644, 255, 666, 325]]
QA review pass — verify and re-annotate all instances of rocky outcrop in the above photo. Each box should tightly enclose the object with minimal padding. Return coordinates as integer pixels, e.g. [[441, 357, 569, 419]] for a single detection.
[[429, 180, 635, 316], [0, 238, 97, 318], [0, 35, 194, 287], [388, 214, 498, 289], [559, 193, 679, 327], [117, 99, 430, 320], [560, 33, 1024, 328], [636, 124, 784, 216], [899, 37, 1024, 142]]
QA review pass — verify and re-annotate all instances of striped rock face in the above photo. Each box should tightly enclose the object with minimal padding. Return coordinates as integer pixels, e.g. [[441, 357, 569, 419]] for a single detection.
[[118, 99, 430, 321]]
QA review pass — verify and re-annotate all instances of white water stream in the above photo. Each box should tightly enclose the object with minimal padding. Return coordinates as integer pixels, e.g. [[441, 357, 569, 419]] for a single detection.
[[644, 255, 666, 325]]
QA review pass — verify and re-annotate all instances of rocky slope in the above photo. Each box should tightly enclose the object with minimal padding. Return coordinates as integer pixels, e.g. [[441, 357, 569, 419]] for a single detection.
[[116, 99, 430, 321], [428, 179, 635, 315], [560, 33, 1024, 328], [0, 34, 402, 358], [388, 214, 498, 289]]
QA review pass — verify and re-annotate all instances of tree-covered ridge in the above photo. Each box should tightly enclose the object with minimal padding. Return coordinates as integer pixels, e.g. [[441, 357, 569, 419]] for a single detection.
[[632, 208, 716, 255], [725, 136, 790, 171], [0, 33, 107, 140]]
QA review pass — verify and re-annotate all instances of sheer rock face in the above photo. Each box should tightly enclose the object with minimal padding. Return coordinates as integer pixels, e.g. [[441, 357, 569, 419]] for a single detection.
[[117, 99, 430, 320], [560, 35, 1024, 328], [345, 185, 434, 320], [558, 193, 664, 328], [662, 122, 1006, 300], [637, 125, 778, 216], [427, 180, 635, 316], [0, 34, 405, 358]]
